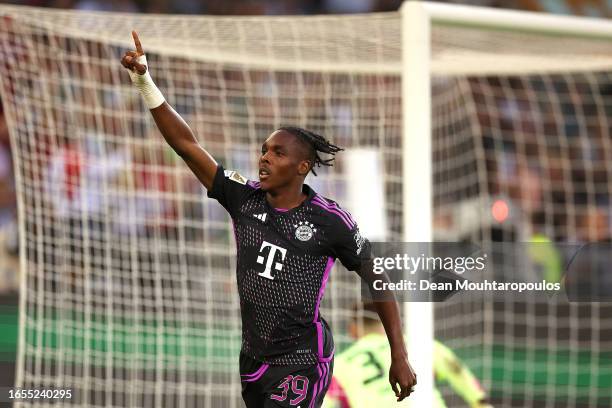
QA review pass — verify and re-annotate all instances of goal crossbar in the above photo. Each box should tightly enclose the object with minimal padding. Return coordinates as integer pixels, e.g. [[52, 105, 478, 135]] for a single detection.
[[2, 3, 612, 76]]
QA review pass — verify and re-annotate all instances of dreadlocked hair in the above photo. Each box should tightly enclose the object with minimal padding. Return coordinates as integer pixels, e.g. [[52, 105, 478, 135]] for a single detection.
[[278, 126, 344, 176]]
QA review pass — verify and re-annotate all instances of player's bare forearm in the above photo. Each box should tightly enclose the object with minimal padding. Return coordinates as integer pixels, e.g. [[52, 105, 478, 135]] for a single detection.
[[355, 262, 416, 398], [149, 102, 217, 190], [357, 261, 409, 358], [149, 102, 197, 155], [371, 297, 417, 401], [373, 301, 407, 358], [121, 30, 217, 190]]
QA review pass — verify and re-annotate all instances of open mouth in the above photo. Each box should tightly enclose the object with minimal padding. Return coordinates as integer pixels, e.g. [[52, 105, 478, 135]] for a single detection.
[[259, 168, 270, 180]]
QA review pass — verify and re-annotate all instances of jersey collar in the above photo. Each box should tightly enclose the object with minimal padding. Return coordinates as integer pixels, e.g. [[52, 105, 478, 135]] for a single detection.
[[266, 183, 316, 214]]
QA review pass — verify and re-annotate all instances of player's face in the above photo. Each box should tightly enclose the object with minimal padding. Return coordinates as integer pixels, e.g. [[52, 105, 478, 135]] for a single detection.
[[259, 130, 310, 191]]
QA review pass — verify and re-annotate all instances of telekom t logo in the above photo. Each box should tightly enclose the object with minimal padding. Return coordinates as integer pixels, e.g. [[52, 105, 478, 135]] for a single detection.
[[256, 240, 287, 280]]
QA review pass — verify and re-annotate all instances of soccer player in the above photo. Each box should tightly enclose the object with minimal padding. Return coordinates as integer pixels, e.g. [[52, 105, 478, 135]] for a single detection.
[[325, 303, 492, 408], [121, 31, 416, 407]]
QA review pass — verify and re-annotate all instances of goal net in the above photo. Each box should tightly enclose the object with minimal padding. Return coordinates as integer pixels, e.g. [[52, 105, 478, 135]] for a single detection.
[[0, 2, 610, 407], [427, 5, 612, 407]]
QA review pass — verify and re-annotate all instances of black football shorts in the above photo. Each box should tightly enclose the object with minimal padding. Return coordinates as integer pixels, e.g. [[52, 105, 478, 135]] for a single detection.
[[240, 352, 334, 408]]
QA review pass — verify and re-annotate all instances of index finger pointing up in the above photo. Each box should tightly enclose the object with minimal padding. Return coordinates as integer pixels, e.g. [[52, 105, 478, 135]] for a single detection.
[[132, 30, 144, 55]]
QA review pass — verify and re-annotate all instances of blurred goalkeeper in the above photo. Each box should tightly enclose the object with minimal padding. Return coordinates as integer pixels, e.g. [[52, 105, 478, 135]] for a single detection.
[[325, 302, 492, 408], [121, 31, 416, 407]]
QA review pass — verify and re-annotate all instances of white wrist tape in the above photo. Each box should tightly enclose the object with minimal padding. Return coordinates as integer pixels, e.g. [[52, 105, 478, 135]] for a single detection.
[[127, 54, 165, 109]]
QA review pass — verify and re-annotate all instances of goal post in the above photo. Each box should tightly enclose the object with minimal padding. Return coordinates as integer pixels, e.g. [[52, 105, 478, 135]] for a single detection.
[[401, 3, 434, 408]]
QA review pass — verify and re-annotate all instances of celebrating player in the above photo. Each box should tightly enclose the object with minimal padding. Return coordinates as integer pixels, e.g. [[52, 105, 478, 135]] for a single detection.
[[121, 31, 416, 407]]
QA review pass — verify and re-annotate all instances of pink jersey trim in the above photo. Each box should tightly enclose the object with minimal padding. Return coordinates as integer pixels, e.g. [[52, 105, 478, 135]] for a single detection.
[[247, 180, 260, 189], [241, 363, 270, 382], [314, 257, 335, 362], [312, 196, 355, 229], [309, 362, 330, 408], [313, 195, 355, 225], [314, 257, 335, 322], [309, 363, 324, 408]]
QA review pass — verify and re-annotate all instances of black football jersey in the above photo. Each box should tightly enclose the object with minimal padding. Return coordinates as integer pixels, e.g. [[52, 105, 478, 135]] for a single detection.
[[207, 165, 371, 365]]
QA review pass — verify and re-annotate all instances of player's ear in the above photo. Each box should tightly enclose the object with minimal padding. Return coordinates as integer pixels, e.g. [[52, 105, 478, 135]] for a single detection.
[[297, 160, 311, 176]]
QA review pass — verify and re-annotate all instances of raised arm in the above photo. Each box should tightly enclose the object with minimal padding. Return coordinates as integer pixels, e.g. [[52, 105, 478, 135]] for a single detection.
[[121, 31, 217, 190]]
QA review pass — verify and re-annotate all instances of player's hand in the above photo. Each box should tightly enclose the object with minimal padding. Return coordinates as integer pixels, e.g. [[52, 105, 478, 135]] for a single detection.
[[121, 30, 147, 75], [389, 355, 417, 401]]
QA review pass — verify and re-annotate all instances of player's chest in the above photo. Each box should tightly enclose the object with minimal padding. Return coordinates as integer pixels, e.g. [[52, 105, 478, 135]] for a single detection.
[[232, 203, 333, 281], [235, 205, 331, 253]]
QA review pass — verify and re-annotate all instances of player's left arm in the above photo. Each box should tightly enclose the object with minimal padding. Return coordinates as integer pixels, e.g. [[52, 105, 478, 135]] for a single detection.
[[372, 299, 417, 402], [331, 218, 416, 402]]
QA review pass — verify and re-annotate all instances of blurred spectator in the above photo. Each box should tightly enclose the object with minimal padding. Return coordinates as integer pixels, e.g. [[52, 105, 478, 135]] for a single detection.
[[529, 211, 563, 283], [0, 0, 48, 5], [48, 0, 74, 8], [44, 134, 128, 287], [0, 102, 15, 228], [323, 0, 375, 13], [144, 0, 204, 14], [112, 140, 177, 237], [564, 206, 612, 301], [437, 0, 504, 7], [261, 0, 306, 15], [5, 0, 612, 16], [0, 100, 18, 294], [517, 0, 611, 17], [0, 218, 18, 293], [373, 0, 403, 12], [73, 0, 139, 12], [0, 221, 19, 295], [576, 206, 610, 242], [45, 134, 129, 220]]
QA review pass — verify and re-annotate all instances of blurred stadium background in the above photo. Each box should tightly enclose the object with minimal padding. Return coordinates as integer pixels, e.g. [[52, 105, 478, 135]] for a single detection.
[[0, 0, 611, 407]]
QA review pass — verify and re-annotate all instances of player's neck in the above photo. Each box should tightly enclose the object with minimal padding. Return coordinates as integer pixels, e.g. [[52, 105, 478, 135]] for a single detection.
[[266, 184, 307, 210]]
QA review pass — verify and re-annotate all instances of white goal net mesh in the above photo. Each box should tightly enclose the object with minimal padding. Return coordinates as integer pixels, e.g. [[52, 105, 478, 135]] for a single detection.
[[0, 4, 611, 407], [431, 22, 612, 408]]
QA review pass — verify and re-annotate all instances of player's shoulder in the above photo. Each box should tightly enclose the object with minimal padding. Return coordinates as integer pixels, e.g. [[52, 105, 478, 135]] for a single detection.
[[309, 193, 357, 232]]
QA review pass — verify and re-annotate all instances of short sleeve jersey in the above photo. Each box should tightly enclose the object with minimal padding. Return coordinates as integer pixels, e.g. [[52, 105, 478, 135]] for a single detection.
[[207, 165, 371, 365]]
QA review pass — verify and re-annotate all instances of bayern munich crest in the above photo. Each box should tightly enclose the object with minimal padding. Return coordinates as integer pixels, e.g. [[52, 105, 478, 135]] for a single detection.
[[294, 221, 316, 242]]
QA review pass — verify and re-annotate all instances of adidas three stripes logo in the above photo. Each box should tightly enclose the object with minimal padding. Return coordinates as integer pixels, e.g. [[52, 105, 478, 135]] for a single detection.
[[253, 213, 267, 222]]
